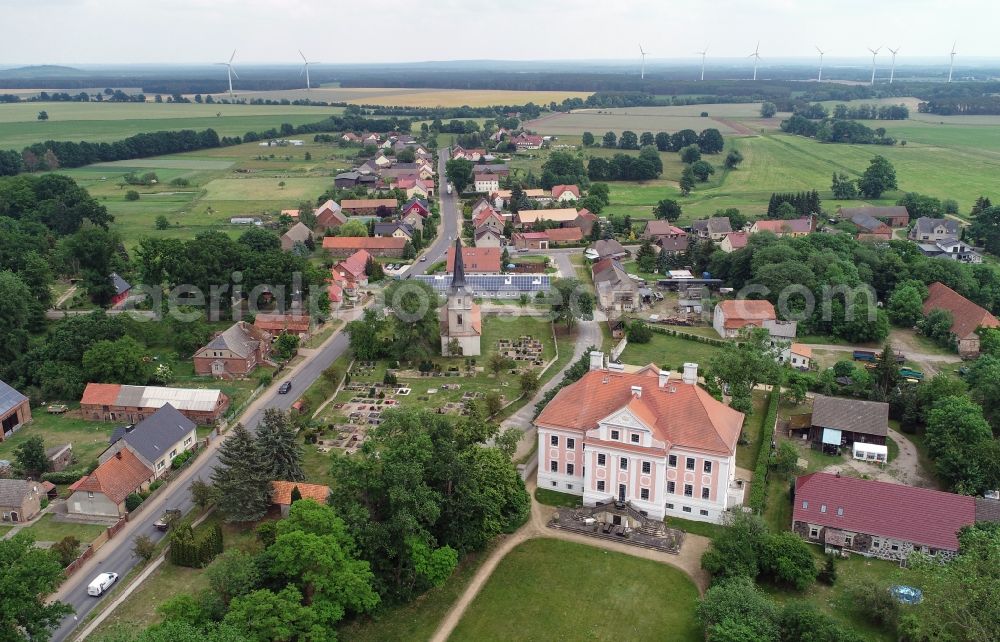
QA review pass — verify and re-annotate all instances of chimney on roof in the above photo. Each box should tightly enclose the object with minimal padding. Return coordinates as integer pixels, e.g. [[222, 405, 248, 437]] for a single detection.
[[682, 363, 699, 385], [658, 370, 670, 389], [630, 385, 642, 398], [589, 351, 605, 371], [115, 451, 123, 459]]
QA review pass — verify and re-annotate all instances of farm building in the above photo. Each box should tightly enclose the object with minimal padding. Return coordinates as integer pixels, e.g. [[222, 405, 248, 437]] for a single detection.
[[592, 258, 638, 312], [839, 205, 909, 227], [0, 380, 31, 442], [922, 282, 1000, 357], [193, 321, 272, 378], [799, 395, 889, 453], [515, 208, 578, 228], [254, 314, 311, 338], [109, 273, 132, 307], [80, 384, 229, 425], [340, 199, 398, 216], [791, 472, 993, 562], [102, 404, 197, 479], [272, 481, 332, 517], [322, 236, 406, 258], [749, 216, 813, 237], [313, 200, 347, 233], [0, 479, 43, 523], [280, 223, 314, 251], [849, 213, 892, 240]]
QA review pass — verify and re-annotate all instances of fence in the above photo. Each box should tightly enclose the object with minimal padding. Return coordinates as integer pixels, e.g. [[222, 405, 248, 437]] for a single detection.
[[63, 515, 127, 578], [646, 323, 729, 347]]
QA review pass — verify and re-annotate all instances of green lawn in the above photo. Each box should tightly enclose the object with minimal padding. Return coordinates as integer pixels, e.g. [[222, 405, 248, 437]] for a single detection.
[[0, 410, 118, 474], [533, 487, 582, 508], [619, 331, 722, 372], [736, 392, 768, 470], [665, 515, 727, 539], [763, 475, 794, 534], [23, 513, 108, 543], [450, 538, 701, 642]]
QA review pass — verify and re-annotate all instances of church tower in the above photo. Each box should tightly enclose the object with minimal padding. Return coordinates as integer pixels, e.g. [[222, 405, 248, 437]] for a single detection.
[[440, 237, 482, 356]]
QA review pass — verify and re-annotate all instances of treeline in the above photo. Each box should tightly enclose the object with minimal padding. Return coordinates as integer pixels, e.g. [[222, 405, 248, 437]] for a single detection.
[[918, 96, 1000, 115], [766, 191, 820, 218], [587, 128, 724, 153], [0, 112, 412, 177], [780, 115, 896, 145], [792, 102, 908, 120], [587, 147, 664, 181]]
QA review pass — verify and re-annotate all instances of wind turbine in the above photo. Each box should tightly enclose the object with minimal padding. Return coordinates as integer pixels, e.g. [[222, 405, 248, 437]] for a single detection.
[[749, 41, 761, 80], [217, 50, 238, 99], [696, 46, 708, 81], [948, 41, 957, 82], [299, 50, 317, 90], [639, 44, 648, 80], [867, 46, 881, 85], [888, 46, 900, 84], [816, 46, 825, 82]]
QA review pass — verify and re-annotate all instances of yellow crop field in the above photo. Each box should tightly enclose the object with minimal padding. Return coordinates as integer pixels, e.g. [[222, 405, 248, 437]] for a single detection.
[[206, 87, 591, 108]]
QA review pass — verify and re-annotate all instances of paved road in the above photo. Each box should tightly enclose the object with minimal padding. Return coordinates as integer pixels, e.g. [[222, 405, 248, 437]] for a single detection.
[[50, 322, 355, 641], [408, 147, 460, 275]]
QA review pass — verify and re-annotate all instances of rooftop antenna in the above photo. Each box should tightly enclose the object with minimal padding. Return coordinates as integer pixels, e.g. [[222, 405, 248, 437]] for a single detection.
[[696, 46, 708, 81], [216, 49, 238, 99], [888, 46, 900, 84], [749, 41, 761, 80], [815, 46, 825, 82], [639, 44, 648, 80], [867, 46, 881, 85], [299, 50, 317, 90], [948, 41, 957, 82]]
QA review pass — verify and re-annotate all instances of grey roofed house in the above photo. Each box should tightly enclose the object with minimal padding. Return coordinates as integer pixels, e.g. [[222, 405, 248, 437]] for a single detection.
[[281, 222, 313, 250], [110, 272, 131, 296], [203, 322, 267, 360], [909, 217, 960, 239], [0, 380, 28, 418], [372, 222, 414, 238], [657, 236, 690, 254], [811, 394, 889, 437], [593, 238, 629, 259], [691, 217, 733, 237], [850, 213, 888, 232], [0, 478, 39, 505], [107, 404, 195, 465], [472, 163, 510, 174]]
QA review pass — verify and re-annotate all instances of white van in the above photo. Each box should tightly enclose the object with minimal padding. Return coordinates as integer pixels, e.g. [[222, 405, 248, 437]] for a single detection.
[[87, 572, 118, 596]]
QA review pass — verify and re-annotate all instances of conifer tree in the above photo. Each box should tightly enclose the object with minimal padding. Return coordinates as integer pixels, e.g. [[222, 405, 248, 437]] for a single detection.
[[255, 409, 305, 482], [211, 423, 273, 522]]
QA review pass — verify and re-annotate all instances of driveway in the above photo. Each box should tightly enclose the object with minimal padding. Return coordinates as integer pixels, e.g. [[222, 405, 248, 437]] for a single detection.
[[820, 427, 936, 489]]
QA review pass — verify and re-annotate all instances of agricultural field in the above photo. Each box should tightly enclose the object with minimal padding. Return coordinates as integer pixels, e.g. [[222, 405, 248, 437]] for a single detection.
[[0, 101, 338, 149], [449, 538, 701, 641], [526, 107, 747, 137], [203, 87, 592, 108]]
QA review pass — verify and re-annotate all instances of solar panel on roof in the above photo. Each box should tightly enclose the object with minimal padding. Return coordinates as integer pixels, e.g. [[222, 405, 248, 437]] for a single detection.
[[414, 274, 550, 295]]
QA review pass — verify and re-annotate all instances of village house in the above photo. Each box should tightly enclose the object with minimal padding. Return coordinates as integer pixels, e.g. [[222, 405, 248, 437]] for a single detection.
[[473, 207, 506, 236], [253, 313, 311, 338], [567, 208, 598, 238], [341, 132, 362, 143], [784, 343, 812, 369], [334, 172, 362, 189], [922, 281, 1000, 357], [0, 380, 31, 442], [655, 236, 689, 256], [472, 163, 510, 177], [446, 245, 501, 275], [331, 249, 372, 296], [402, 210, 426, 232], [749, 216, 813, 237], [916, 237, 983, 264], [395, 176, 433, 200], [802, 395, 889, 459], [401, 197, 430, 218], [110, 273, 132, 307], [792, 472, 987, 562], [102, 404, 197, 479], [80, 384, 229, 425], [313, 200, 347, 234], [592, 258, 638, 312], [909, 217, 960, 242], [839, 205, 910, 227], [280, 222, 314, 251], [474, 228, 503, 248], [719, 231, 749, 253], [471, 197, 495, 219], [535, 356, 745, 523], [850, 213, 893, 241], [551, 185, 580, 202], [642, 220, 687, 243], [372, 221, 415, 241], [474, 173, 500, 194], [271, 481, 332, 517], [340, 199, 398, 217], [380, 164, 435, 182], [323, 236, 407, 258], [712, 299, 797, 340], [512, 132, 544, 149], [440, 239, 482, 356], [492, 189, 549, 209], [592, 238, 629, 261], [0, 479, 43, 523], [691, 217, 733, 241], [193, 321, 272, 378], [67, 448, 154, 518]]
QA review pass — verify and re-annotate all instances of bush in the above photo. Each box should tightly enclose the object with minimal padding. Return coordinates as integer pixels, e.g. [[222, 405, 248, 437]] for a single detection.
[[125, 190, 140, 201], [171, 450, 195, 470], [133, 534, 157, 561], [42, 468, 90, 485], [40, 498, 49, 509], [169, 523, 224, 568], [626, 319, 652, 344], [125, 492, 145, 512], [51, 536, 81, 567], [747, 386, 781, 512], [149, 480, 164, 492]]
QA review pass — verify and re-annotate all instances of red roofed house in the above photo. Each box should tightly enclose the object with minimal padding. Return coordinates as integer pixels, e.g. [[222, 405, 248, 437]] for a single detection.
[[749, 216, 814, 237], [313, 200, 347, 235], [331, 250, 371, 297], [254, 314, 311, 338], [473, 208, 505, 236], [271, 481, 332, 517], [322, 236, 406, 258], [512, 133, 544, 149], [793, 472, 978, 561], [567, 208, 598, 238], [193, 321, 272, 378], [922, 281, 1000, 357], [446, 245, 501, 275], [719, 232, 749, 253], [511, 231, 550, 250], [552, 185, 581, 202], [535, 354, 745, 522], [67, 448, 155, 518], [713, 299, 797, 340]]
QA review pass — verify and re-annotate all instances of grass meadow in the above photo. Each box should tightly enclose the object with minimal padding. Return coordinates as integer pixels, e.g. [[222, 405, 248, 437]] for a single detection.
[[208, 87, 592, 108]]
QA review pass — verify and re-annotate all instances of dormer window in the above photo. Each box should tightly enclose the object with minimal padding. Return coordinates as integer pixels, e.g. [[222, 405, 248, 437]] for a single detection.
[[610, 429, 620, 441], [630, 433, 640, 444]]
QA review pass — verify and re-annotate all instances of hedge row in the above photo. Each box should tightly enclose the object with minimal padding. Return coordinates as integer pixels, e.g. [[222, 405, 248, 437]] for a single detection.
[[169, 522, 223, 568], [647, 324, 729, 348], [747, 386, 782, 512]]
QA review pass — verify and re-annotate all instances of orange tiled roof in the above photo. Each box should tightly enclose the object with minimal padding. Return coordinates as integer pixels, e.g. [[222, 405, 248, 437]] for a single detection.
[[322, 237, 406, 251], [80, 383, 122, 406], [536, 368, 744, 455], [271, 481, 331, 505], [446, 246, 501, 273], [72, 449, 153, 505], [254, 314, 311, 334], [923, 282, 1000, 340], [717, 299, 776, 329]]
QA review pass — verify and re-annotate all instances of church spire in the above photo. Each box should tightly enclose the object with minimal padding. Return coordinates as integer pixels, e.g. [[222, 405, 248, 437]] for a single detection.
[[451, 236, 466, 290]]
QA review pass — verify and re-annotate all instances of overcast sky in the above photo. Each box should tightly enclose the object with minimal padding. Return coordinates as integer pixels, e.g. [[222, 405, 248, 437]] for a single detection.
[[3, 0, 997, 65]]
